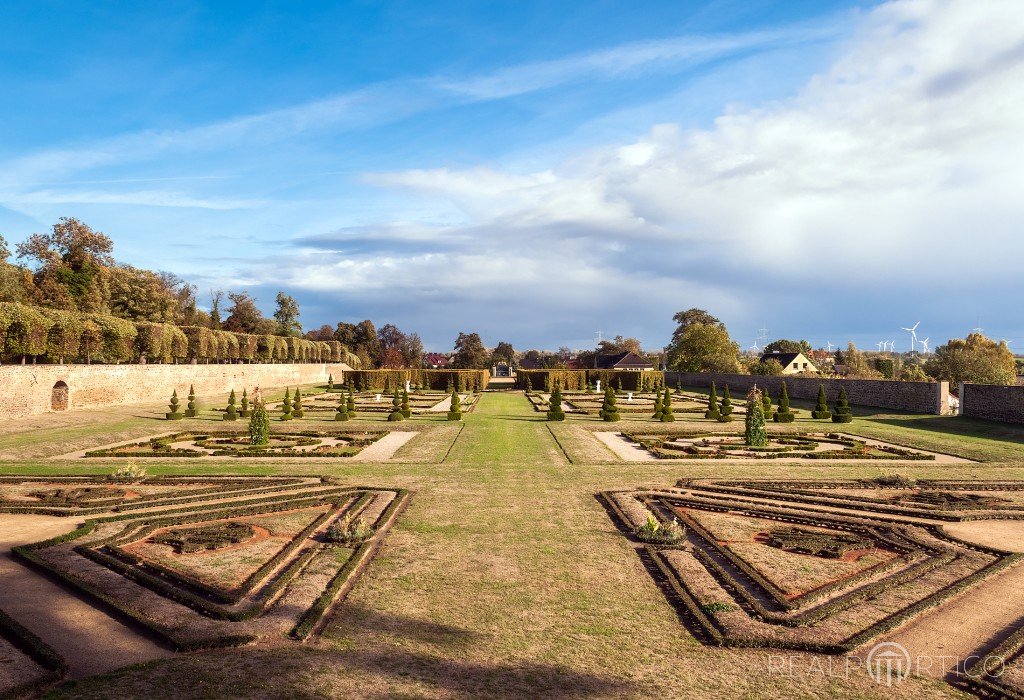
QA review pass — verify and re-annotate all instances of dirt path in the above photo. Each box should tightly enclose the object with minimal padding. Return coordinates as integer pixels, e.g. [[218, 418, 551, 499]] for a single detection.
[[426, 395, 468, 412], [875, 561, 1024, 680], [943, 520, 1024, 552], [350, 431, 418, 461], [0, 514, 176, 679], [594, 432, 656, 461]]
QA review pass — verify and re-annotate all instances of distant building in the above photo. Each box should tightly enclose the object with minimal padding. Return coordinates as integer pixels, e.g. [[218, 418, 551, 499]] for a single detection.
[[424, 353, 450, 368], [594, 351, 654, 372], [519, 357, 543, 370], [760, 351, 818, 375]]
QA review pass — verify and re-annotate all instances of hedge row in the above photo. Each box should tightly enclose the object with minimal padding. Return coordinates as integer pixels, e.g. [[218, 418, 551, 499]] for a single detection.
[[516, 370, 665, 392], [0, 301, 359, 365], [342, 369, 489, 392]]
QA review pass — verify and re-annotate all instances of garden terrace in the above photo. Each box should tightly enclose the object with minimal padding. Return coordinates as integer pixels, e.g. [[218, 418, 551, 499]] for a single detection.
[[77, 430, 387, 459], [9, 476, 408, 652], [601, 478, 1024, 690], [618, 431, 972, 462]]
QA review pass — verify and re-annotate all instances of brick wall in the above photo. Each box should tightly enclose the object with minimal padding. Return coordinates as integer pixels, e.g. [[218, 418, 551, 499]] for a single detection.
[[959, 383, 1024, 423], [666, 372, 948, 415], [0, 363, 350, 418]]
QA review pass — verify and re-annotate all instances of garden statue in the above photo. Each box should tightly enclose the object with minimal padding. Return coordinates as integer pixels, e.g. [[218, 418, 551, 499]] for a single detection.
[[375, 393, 381, 402], [627, 392, 633, 402], [595, 380, 601, 392]]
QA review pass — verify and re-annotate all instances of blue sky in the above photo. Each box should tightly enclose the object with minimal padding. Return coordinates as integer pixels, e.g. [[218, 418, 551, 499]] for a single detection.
[[1, 0, 1021, 352]]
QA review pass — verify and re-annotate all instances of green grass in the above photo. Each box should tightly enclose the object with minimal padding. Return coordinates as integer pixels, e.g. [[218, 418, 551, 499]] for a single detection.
[[6, 391, 1018, 698]]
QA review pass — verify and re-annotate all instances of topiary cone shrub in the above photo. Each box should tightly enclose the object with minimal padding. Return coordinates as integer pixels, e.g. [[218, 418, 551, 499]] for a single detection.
[[166, 390, 183, 420], [347, 387, 356, 418], [601, 386, 620, 422], [774, 381, 796, 423], [660, 386, 675, 422], [280, 388, 293, 421], [327, 374, 334, 391], [524, 376, 532, 392], [762, 391, 774, 420], [184, 384, 198, 418], [547, 385, 566, 421], [223, 389, 239, 421], [447, 390, 463, 421], [388, 389, 405, 422], [812, 384, 832, 420], [401, 388, 411, 418], [248, 399, 270, 445], [239, 389, 250, 417], [334, 392, 350, 421], [704, 382, 720, 420], [717, 385, 734, 422], [832, 385, 853, 423], [745, 387, 769, 446], [292, 387, 304, 418], [651, 391, 663, 420]]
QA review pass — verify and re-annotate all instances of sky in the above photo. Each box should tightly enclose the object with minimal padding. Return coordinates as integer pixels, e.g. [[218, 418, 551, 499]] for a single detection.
[[1, 0, 1022, 353]]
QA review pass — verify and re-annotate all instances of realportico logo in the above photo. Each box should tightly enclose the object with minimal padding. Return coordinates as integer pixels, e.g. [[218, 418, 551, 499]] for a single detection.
[[865, 642, 912, 686]]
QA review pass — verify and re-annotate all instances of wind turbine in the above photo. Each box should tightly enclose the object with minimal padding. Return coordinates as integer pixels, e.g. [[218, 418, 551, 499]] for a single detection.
[[876, 341, 885, 352], [826, 341, 835, 352], [886, 340, 895, 352], [901, 322, 920, 353], [749, 342, 761, 353], [918, 338, 930, 354]]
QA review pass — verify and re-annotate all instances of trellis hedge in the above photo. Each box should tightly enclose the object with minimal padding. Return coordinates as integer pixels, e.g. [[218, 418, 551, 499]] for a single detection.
[[0, 302, 359, 365], [342, 369, 490, 392], [515, 369, 664, 392]]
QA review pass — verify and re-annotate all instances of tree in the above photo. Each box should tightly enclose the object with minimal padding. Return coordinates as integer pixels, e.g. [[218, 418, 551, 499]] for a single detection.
[[491, 341, 516, 367], [839, 342, 879, 378], [209, 290, 224, 329], [928, 333, 1016, 386], [224, 389, 238, 421], [600, 386, 620, 422], [451, 332, 488, 369], [222, 292, 269, 334], [546, 384, 566, 421], [660, 387, 675, 423], [249, 396, 270, 445], [16, 217, 114, 312], [764, 339, 812, 355], [446, 389, 463, 421], [718, 385, 734, 422], [166, 390, 183, 420], [388, 388, 405, 422], [665, 311, 740, 373], [774, 382, 795, 423], [273, 292, 302, 337], [293, 387, 304, 418], [745, 388, 768, 446], [401, 332, 425, 368], [280, 388, 293, 421], [812, 384, 832, 420], [750, 359, 784, 376], [185, 385, 198, 418], [832, 386, 853, 423], [705, 382, 720, 419]]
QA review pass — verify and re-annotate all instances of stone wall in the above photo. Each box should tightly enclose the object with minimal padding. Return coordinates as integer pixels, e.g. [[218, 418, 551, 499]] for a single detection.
[[0, 363, 351, 418], [666, 372, 948, 415], [959, 383, 1024, 423]]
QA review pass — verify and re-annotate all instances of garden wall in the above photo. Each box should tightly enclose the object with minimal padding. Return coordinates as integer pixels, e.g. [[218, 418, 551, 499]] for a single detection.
[[666, 372, 948, 415], [0, 362, 351, 418], [959, 383, 1024, 423]]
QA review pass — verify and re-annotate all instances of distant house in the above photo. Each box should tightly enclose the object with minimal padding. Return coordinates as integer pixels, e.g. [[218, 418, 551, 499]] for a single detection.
[[760, 351, 818, 375], [594, 351, 654, 372], [424, 353, 450, 368]]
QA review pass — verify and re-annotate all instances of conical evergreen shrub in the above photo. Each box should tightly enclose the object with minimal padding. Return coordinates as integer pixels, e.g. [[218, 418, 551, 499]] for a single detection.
[[347, 387, 356, 418], [334, 391, 350, 421], [601, 386, 620, 422], [292, 387, 304, 418], [447, 389, 463, 421], [651, 391, 663, 420], [524, 376, 532, 392], [660, 387, 675, 422], [248, 398, 270, 445], [812, 384, 832, 420], [280, 388, 293, 421], [774, 381, 795, 423], [401, 388, 411, 418], [832, 386, 853, 423], [745, 387, 768, 446], [388, 388, 405, 421], [166, 390, 183, 420], [762, 390, 774, 420], [240, 389, 250, 417], [327, 374, 334, 391], [704, 382, 720, 420], [547, 385, 566, 421], [224, 389, 239, 421], [185, 384, 197, 418], [718, 385, 734, 422]]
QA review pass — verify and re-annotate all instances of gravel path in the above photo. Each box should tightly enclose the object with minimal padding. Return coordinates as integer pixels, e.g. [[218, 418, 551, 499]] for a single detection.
[[350, 431, 418, 461], [593, 432, 656, 462], [0, 514, 176, 679], [426, 395, 469, 412]]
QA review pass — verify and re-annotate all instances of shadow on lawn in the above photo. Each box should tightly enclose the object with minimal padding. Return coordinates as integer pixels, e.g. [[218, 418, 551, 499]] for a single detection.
[[868, 415, 1024, 446]]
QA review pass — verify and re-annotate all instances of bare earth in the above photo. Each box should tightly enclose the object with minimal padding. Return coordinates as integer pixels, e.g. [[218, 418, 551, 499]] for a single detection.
[[594, 432, 656, 461], [0, 514, 176, 679], [943, 520, 1024, 552], [350, 431, 418, 461]]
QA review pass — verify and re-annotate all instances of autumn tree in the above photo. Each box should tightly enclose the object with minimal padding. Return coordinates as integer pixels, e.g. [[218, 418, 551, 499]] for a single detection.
[[223, 292, 274, 334], [17, 217, 114, 311], [491, 341, 516, 367], [451, 332, 488, 369], [763, 339, 812, 355], [665, 309, 740, 372], [927, 334, 1016, 386]]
